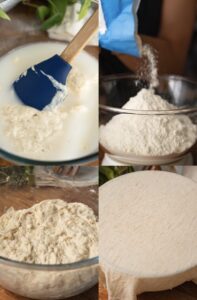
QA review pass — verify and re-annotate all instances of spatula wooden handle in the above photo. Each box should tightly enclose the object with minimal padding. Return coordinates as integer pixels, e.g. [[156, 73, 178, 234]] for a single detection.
[[61, 8, 98, 63]]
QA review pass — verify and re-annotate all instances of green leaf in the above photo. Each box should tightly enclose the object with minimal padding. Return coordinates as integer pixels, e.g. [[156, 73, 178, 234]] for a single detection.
[[48, 0, 68, 16], [47, 0, 59, 13], [23, 0, 92, 30], [68, 0, 78, 4], [99, 167, 115, 181], [99, 166, 134, 185], [37, 5, 50, 21], [79, 0, 91, 20], [39, 0, 68, 30], [41, 13, 62, 30], [0, 8, 10, 21]]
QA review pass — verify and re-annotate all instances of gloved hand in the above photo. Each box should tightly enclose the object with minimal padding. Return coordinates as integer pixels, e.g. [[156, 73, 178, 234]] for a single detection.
[[99, 0, 141, 57]]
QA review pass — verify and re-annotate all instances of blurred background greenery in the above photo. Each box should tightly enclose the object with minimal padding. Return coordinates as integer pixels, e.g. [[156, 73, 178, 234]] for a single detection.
[[0, 166, 34, 186], [99, 166, 134, 185]]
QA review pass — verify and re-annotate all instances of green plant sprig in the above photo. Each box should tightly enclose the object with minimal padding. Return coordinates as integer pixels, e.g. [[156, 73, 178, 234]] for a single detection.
[[0, 0, 92, 30], [0, 7, 10, 20], [99, 166, 134, 186]]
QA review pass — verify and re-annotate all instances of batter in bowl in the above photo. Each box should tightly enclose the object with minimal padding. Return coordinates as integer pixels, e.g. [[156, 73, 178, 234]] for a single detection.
[[0, 42, 98, 161]]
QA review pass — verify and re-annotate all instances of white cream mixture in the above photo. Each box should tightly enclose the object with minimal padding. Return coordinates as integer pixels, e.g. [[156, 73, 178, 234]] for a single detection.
[[0, 42, 98, 161]]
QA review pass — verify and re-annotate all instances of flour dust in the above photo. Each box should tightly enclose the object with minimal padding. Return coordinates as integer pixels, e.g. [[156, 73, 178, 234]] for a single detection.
[[137, 45, 159, 89]]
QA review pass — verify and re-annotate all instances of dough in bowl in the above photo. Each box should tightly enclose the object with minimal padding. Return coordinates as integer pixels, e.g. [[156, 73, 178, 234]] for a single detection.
[[100, 171, 197, 300]]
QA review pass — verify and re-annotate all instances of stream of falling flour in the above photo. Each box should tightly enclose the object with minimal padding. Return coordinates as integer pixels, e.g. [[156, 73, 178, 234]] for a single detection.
[[138, 45, 159, 89]]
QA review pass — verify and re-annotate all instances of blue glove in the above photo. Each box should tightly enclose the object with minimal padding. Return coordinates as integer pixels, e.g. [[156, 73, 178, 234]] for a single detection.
[[99, 0, 141, 57]]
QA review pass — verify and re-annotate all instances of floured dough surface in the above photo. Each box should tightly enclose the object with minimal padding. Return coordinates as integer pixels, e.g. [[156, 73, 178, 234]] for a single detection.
[[0, 199, 98, 264], [100, 171, 197, 277]]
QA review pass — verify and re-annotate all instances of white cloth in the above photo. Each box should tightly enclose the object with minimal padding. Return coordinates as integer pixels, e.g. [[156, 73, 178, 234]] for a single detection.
[[100, 171, 197, 299]]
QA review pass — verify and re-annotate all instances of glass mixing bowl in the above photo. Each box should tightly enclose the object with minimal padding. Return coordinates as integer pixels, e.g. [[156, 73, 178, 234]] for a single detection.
[[0, 2, 98, 166], [0, 167, 98, 299], [100, 74, 197, 165]]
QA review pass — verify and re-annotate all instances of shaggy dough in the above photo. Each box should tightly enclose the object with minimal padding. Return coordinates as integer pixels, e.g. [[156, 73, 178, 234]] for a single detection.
[[100, 171, 197, 300], [0, 199, 98, 264]]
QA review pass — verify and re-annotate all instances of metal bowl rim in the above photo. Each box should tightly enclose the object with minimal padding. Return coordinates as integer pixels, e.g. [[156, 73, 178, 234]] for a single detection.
[[99, 74, 197, 115]]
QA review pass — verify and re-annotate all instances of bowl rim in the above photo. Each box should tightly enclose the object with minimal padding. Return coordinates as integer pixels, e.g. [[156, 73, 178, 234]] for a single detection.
[[99, 74, 197, 115], [0, 41, 98, 165], [0, 147, 98, 166], [0, 255, 99, 271]]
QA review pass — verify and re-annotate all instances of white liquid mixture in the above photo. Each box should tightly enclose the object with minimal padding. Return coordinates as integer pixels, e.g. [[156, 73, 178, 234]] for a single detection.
[[0, 42, 98, 161]]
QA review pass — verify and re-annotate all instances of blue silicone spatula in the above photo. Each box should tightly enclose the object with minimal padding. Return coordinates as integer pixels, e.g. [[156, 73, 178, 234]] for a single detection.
[[13, 8, 98, 111]]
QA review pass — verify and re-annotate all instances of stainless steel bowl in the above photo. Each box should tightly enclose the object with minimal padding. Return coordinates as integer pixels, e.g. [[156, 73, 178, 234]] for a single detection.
[[100, 74, 197, 115]]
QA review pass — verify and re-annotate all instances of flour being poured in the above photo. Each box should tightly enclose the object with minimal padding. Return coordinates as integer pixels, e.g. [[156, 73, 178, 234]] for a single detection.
[[139, 45, 159, 89], [100, 45, 197, 156], [0, 199, 98, 264]]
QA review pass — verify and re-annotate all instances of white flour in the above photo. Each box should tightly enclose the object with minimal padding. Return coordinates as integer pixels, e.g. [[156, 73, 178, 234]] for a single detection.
[[138, 45, 159, 89], [100, 89, 197, 156], [2, 103, 69, 155], [123, 88, 175, 110], [0, 199, 98, 264]]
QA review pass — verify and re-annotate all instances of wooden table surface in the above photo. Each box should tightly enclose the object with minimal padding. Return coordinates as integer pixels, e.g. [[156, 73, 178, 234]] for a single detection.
[[0, 4, 98, 167], [0, 183, 98, 300]]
